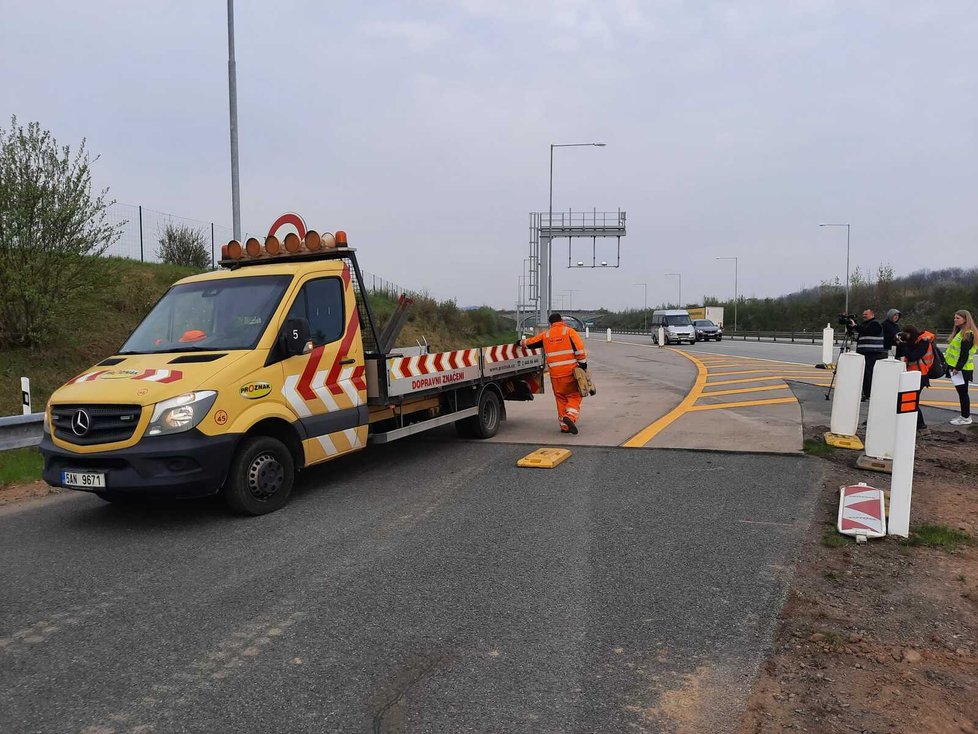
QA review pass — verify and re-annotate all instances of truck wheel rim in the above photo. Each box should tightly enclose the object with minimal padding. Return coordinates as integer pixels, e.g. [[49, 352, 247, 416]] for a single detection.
[[248, 453, 284, 500], [482, 399, 498, 430]]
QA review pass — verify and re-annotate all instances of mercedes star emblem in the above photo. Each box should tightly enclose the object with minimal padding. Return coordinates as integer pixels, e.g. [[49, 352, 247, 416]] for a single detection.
[[71, 409, 91, 436]]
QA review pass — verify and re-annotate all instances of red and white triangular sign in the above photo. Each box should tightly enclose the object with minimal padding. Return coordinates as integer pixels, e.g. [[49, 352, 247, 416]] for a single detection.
[[837, 482, 886, 538]]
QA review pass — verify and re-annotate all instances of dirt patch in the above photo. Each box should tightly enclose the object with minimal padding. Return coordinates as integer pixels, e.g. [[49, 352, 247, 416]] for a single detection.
[[739, 426, 978, 734], [0, 480, 60, 505]]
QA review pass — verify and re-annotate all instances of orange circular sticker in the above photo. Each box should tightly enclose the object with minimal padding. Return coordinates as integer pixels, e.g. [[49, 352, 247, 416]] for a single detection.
[[214, 410, 229, 426], [136, 387, 149, 397]]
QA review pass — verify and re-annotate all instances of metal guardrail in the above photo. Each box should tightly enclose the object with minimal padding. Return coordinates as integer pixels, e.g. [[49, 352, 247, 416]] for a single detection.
[[611, 329, 954, 345], [0, 413, 44, 452]]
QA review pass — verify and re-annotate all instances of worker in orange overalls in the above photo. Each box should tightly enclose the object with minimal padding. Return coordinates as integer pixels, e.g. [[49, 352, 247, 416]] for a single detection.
[[520, 313, 588, 434]]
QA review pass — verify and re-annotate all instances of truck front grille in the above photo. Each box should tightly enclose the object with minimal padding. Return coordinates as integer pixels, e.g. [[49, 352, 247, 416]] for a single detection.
[[51, 404, 142, 446]]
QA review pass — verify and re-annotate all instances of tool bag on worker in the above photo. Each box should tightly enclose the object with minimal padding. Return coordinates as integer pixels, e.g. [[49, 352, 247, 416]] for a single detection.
[[928, 343, 948, 379], [573, 366, 596, 397]]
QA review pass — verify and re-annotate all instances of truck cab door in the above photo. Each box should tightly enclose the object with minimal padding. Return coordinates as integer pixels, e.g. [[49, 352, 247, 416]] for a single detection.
[[278, 272, 367, 465]]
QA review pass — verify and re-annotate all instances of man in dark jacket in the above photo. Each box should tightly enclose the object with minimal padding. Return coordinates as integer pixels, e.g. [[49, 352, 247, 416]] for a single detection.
[[853, 308, 886, 400], [882, 308, 902, 354]]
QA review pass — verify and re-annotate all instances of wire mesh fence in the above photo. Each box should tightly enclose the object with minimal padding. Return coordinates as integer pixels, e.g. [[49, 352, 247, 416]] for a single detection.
[[102, 201, 407, 296]]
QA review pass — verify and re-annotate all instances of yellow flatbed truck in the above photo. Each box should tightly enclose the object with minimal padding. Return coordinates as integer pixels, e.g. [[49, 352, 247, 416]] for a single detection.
[[40, 214, 544, 514]]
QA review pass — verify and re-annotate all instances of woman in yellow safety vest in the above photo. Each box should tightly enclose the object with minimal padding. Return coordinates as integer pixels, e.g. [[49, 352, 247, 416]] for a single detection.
[[946, 309, 976, 426]]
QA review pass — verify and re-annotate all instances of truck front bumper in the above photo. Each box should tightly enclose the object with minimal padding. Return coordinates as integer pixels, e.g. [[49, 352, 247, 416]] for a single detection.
[[40, 431, 239, 499]]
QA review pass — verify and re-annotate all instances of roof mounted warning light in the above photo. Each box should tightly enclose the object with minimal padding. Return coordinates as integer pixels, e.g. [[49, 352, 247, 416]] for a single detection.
[[220, 213, 351, 266]]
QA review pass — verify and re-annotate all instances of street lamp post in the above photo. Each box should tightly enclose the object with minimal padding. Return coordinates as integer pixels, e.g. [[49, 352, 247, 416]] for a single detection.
[[226, 0, 241, 240], [715, 256, 738, 333], [665, 273, 682, 308], [543, 142, 606, 325], [819, 223, 851, 315], [634, 283, 648, 330]]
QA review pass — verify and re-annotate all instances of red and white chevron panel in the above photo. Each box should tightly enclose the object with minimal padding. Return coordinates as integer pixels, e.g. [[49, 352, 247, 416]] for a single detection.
[[387, 349, 482, 396], [481, 344, 545, 378], [66, 369, 184, 385]]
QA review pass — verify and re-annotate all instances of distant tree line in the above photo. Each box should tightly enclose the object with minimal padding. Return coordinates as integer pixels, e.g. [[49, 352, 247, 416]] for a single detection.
[[591, 264, 978, 334]]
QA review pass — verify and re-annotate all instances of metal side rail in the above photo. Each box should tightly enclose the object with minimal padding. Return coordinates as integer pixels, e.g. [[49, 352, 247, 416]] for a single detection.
[[0, 413, 44, 451]]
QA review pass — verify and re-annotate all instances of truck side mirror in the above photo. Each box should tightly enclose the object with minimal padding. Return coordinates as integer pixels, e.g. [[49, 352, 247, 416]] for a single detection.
[[282, 317, 312, 357]]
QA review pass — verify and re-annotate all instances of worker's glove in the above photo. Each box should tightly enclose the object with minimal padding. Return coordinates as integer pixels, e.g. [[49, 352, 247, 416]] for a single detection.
[[578, 362, 588, 370], [513, 340, 524, 348]]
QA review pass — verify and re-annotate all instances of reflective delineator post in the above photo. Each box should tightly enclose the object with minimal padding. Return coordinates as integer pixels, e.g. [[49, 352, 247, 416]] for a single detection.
[[606, 328, 612, 343], [825, 352, 865, 449], [821, 323, 835, 366], [657, 326, 665, 348], [889, 369, 922, 538], [21, 377, 31, 415], [858, 358, 905, 471], [585, 326, 590, 339]]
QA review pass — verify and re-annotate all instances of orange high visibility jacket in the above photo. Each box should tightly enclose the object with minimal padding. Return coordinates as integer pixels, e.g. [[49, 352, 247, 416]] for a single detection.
[[905, 331, 936, 374], [525, 322, 587, 378]]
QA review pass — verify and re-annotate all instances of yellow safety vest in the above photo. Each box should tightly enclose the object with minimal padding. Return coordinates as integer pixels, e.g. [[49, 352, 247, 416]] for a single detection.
[[946, 331, 976, 371]]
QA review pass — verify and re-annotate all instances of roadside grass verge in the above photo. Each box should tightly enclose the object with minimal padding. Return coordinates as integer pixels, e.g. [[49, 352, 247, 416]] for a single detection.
[[821, 525, 848, 548], [803, 438, 834, 457], [0, 448, 43, 488], [904, 524, 973, 551]]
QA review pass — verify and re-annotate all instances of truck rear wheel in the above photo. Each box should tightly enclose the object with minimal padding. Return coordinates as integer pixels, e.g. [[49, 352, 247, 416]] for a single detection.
[[455, 389, 501, 439], [223, 436, 295, 515]]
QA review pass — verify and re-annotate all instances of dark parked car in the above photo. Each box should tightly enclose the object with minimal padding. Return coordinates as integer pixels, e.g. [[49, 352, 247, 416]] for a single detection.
[[694, 319, 722, 341]]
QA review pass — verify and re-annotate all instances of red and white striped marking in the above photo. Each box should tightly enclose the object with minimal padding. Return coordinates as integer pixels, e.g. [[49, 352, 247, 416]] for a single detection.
[[67, 369, 184, 384], [388, 349, 479, 379], [838, 483, 886, 538], [483, 344, 536, 363], [283, 365, 364, 418]]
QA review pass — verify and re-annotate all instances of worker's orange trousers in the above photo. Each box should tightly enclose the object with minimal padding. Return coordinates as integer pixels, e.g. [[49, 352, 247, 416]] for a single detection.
[[551, 374, 582, 431]]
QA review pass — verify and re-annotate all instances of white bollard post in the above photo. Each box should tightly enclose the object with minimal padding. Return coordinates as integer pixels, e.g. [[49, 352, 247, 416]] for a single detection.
[[606, 328, 612, 343], [825, 352, 864, 448], [888, 370, 922, 538], [657, 326, 665, 348], [21, 377, 32, 415], [585, 326, 590, 340], [859, 358, 905, 470], [821, 324, 835, 366]]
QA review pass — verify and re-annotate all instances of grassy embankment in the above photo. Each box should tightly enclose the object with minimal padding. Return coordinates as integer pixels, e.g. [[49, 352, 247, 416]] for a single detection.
[[0, 259, 516, 417]]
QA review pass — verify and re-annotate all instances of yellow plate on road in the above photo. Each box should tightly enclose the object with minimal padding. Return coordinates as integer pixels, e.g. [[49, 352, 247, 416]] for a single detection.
[[517, 448, 572, 469]]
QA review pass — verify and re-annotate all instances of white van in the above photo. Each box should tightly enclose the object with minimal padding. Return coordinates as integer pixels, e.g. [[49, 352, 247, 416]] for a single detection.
[[650, 309, 696, 345]]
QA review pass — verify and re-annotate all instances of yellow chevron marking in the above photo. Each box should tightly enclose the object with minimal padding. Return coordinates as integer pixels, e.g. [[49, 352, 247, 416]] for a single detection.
[[700, 384, 793, 397], [687, 397, 798, 411]]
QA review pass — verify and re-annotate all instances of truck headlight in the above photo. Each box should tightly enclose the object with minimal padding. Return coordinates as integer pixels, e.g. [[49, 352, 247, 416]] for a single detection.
[[147, 391, 217, 436]]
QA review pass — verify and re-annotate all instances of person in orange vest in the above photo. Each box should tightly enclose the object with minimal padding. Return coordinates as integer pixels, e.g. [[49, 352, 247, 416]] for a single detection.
[[519, 313, 588, 434], [896, 325, 935, 431]]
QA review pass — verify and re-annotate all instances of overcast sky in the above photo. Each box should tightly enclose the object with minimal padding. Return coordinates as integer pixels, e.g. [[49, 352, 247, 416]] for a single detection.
[[2, 1, 975, 311]]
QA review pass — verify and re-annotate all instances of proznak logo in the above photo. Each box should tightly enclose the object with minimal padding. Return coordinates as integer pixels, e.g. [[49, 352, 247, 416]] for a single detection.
[[71, 409, 91, 436]]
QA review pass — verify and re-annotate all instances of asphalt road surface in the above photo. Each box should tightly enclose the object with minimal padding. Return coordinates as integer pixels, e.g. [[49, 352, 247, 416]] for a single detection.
[[0, 437, 821, 733]]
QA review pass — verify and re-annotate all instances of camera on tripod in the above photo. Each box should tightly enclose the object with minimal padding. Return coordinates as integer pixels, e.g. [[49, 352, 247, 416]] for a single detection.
[[837, 313, 857, 329]]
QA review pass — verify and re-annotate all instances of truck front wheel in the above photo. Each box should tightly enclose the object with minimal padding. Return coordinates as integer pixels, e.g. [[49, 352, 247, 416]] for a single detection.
[[223, 436, 295, 515]]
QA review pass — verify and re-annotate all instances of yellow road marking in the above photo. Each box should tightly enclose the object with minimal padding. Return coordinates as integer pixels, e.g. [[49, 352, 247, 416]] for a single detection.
[[687, 397, 798, 412], [706, 376, 790, 386], [706, 368, 827, 377], [622, 350, 708, 447], [700, 384, 792, 397], [921, 400, 965, 407]]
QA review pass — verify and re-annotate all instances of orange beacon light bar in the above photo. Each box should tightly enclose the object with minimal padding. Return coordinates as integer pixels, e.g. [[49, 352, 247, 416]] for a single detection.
[[220, 215, 350, 265]]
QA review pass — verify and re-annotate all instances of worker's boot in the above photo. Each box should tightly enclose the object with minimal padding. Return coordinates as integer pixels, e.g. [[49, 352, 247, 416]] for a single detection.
[[562, 416, 578, 435]]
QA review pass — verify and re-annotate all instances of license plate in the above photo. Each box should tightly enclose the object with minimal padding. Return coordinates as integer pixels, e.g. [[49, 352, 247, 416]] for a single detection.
[[61, 471, 106, 489]]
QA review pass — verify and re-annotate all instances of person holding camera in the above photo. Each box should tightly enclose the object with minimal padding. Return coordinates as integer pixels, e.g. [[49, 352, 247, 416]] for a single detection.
[[853, 308, 886, 401]]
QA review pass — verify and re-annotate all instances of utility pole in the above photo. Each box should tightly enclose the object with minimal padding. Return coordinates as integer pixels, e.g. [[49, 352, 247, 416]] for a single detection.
[[227, 0, 241, 240]]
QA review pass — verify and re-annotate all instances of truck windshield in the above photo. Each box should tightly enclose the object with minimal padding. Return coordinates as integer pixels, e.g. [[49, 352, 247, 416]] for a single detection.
[[119, 275, 292, 354], [665, 315, 692, 326]]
